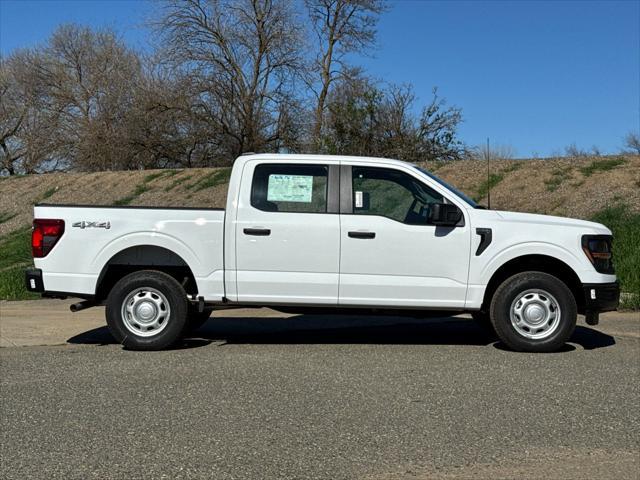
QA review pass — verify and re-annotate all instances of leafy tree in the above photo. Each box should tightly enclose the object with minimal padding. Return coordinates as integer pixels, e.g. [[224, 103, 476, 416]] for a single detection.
[[323, 72, 467, 161]]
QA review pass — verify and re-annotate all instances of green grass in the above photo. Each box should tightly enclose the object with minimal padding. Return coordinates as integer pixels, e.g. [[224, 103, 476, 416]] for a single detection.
[[0, 211, 17, 224], [591, 204, 640, 310], [185, 168, 232, 192], [0, 227, 32, 270], [143, 169, 180, 183], [544, 167, 572, 192], [113, 194, 136, 206], [113, 184, 151, 206], [143, 172, 167, 183], [164, 174, 192, 192], [0, 268, 39, 300], [40, 186, 58, 201], [502, 162, 522, 173], [579, 157, 626, 177], [114, 169, 184, 205], [0, 227, 38, 300], [473, 173, 504, 202], [0, 174, 26, 180]]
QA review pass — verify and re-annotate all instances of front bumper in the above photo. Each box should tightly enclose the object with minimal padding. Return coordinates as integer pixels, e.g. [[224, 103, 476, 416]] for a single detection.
[[25, 268, 44, 293], [582, 281, 620, 313]]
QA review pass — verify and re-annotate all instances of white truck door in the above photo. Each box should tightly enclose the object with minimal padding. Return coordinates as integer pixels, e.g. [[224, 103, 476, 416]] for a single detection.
[[339, 164, 471, 309], [234, 160, 340, 304]]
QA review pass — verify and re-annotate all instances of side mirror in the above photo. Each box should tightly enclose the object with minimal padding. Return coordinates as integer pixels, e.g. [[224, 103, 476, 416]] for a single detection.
[[428, 203, 463, 226]]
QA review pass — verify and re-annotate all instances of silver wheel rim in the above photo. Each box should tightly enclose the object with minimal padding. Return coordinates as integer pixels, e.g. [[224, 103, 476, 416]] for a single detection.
[[510, 289, 561, 340], [121, 287, 171, 338]]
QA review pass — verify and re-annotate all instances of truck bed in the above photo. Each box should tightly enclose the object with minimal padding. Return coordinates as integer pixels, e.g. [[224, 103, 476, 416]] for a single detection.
[[33, 204, 226, 299]]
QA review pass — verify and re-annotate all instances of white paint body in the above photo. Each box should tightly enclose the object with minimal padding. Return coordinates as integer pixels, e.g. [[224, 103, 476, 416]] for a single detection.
[[34, 154, 616, 309]]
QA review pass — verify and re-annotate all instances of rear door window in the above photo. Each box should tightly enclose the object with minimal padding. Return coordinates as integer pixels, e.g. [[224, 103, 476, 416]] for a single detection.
[[251, 164, 328, 213]]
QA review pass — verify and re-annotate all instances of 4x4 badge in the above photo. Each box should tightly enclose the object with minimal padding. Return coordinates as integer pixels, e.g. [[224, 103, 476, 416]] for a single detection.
[[72, 221, 111, 229]]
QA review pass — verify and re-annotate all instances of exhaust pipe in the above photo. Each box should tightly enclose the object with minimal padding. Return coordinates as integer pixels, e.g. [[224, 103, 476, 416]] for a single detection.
[[70, 300, 97, 313]]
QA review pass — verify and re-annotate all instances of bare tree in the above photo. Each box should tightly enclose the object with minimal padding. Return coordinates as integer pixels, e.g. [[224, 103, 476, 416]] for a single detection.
[[471, 143, 517, 162], [39, 25, 143, 170], [624, 131, 640, 154], [416, 88, 467, 161], [0, 56, 26, 175], [0, 51, 65, 175], [564, 143, 590, 158], [305, 0, 385, 148], [157, 0, 303, 161]]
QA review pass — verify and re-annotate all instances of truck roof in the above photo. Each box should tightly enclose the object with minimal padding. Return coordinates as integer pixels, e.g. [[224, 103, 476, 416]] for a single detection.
[[236, 153, 416, 169]]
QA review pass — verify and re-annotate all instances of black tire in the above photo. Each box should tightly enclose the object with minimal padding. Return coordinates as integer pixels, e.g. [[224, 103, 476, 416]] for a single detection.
[[105, 270, 188, 351], [185, 306, 213, 334], [489, 271, 577, 352]]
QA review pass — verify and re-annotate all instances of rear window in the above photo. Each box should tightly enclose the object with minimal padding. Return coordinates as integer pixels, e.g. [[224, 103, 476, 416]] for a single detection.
[[251, 164, 328, 213]]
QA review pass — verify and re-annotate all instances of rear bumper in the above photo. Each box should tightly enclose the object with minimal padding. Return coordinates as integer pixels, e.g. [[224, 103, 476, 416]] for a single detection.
[[25, 268, 79, 299], [582, 281, 620, 313], [25, 268, 44, 293]]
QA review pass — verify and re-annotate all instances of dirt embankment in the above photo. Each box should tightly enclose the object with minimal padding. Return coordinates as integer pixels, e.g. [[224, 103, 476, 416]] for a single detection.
[[1, 155, 639, 237]]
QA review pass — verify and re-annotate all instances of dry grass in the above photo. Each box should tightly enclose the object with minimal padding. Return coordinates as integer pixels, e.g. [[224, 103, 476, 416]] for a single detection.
[[1, 155, 639, 302], [0, 167, 231, 237], [420, 154, 639, 218], [1, 155, 638, 238]]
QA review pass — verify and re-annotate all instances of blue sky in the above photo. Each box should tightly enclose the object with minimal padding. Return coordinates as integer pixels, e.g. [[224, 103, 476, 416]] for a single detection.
[[1, 0, 638, 157]]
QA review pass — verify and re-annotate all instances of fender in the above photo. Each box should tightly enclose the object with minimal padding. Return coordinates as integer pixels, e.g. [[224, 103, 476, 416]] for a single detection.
[[91, 231, 206, 280], [475, 241, 586, 286]]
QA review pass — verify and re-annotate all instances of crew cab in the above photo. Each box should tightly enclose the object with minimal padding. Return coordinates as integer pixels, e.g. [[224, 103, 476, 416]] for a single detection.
[[25, 154, 619, 352]]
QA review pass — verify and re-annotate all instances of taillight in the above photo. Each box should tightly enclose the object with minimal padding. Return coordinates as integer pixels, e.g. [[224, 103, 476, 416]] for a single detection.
[[582, 234, 614, 274], [32, 219, 65, 258]]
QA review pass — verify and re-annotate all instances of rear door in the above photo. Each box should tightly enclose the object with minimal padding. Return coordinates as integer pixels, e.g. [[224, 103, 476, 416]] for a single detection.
[[338, 164, 471, 308], [234, 159, 341, 304]]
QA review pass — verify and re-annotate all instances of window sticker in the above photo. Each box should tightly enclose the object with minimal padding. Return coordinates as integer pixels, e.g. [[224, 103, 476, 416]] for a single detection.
[[267, 174, 314, 203], [355, 191, 363, 208]]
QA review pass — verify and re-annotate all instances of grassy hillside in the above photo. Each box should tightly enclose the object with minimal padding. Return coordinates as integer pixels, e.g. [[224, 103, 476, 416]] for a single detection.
[[1, 155, 638, 307]]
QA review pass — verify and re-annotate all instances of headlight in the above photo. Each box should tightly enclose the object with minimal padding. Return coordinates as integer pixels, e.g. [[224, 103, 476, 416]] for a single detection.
[[581, 234, 614, 274]]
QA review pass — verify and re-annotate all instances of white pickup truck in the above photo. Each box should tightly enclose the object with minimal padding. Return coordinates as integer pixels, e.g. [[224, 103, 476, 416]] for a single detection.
[[26, 154, 619, 352]]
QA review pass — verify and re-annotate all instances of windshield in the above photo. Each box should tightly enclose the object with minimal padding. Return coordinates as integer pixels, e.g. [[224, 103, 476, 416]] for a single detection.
[[413, 166, 479, 208]]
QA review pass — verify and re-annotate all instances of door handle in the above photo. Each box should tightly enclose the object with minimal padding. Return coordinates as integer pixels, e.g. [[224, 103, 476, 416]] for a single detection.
[[348, 231, 375, 239], [243, 228, 271, 236]]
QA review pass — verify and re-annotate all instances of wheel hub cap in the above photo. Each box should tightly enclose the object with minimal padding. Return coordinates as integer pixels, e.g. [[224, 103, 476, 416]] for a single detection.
[[121, 288, 171, 337], [135, 301, 157, 322], [510, 289, 562, 340], [524, 303, 545, 324]]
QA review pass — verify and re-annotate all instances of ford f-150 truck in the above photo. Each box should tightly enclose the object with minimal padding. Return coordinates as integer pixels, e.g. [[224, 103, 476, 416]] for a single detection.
[[25, 154, 619, 352]]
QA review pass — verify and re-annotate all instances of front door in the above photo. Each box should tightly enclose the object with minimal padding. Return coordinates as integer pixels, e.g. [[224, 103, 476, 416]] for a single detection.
[[339, 164, 471, 309], [234, 160, 340, 304]]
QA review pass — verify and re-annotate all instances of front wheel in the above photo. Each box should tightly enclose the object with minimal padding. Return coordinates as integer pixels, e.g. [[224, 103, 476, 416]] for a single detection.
[[106, 270, 188, 350], [490, 271, 577, 352]]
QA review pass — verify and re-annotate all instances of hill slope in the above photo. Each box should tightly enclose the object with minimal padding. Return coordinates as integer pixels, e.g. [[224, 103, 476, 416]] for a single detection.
[[1, 155, 638, 305]]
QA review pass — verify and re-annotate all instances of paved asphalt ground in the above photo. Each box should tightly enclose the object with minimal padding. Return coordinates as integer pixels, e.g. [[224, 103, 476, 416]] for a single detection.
[[1, 301, 639, 479]]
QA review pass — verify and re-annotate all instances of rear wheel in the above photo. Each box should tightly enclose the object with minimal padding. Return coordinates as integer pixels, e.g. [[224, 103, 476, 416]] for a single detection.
[[490, 271, 577, 352], [106, 270, 188, 350]]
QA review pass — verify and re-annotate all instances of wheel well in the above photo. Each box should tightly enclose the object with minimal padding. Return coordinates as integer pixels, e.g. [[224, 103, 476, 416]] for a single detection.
[[481, 255, 584, 312], [95, 245, 197, 301]]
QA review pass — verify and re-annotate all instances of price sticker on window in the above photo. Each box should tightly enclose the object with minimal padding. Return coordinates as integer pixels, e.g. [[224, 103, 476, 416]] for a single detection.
[[355, 191, 363, 208], [267, 175, 313, 203]]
